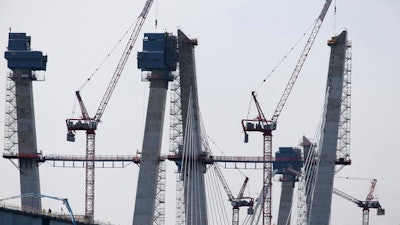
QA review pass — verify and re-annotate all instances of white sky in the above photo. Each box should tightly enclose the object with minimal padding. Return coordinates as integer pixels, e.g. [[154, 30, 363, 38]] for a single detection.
[[1, 0, 399, 224]]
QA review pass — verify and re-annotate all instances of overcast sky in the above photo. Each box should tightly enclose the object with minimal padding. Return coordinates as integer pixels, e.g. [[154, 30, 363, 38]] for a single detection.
[[1, 0, 399, 224]]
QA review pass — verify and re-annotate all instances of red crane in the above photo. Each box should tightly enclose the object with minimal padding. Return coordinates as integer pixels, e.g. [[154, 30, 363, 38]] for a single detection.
[[241, 1, 332, 224], [333, 179, 385, 225], [65, 0, 155, 221], [213, 164, 254, 225]]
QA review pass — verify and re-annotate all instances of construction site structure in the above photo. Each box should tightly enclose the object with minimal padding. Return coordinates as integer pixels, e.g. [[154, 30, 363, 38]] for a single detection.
[[1, 18, 362, 225], [174, 29, 208, 225], [65, 0, 154, 221], [4, 32, 47, 211], [0, 207, 94, 225], [133, 32, 178, 225], [308, 30, 351, 224], [169, 32, 186, 225], [0, 193, 77, 225], [296, 136, 316, 225], [333, 179, 385, 225], [3, 151, 305, 168], [274, 147, 302, 225], [242, 1, 332, 225], [212, 162, 254, 225]]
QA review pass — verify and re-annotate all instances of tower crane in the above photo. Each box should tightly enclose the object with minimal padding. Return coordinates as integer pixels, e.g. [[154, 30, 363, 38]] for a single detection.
[[332, 179, 385, 225], [241, 1, 332, 224], [212, 164, 254, 225], [65, 0, 154, 221]]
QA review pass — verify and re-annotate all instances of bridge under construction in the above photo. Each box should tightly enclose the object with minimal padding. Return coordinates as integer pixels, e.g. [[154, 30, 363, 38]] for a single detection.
[[1, 1, 385, 225]]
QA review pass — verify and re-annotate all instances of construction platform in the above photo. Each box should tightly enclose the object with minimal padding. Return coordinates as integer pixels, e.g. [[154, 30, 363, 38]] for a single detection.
[[0, 204, 101, 225]]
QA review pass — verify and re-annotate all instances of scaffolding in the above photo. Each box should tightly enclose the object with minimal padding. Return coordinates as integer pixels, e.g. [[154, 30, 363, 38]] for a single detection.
[[4, 71, 18, 154]]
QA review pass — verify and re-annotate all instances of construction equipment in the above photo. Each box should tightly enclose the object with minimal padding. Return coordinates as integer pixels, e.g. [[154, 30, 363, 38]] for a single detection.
[[65, 0, 155, 221], [241, 91, 274, 225], [333, 179, 385, 225], [213, 164, 254, 225], [241, 1, 332, 224], [0, 193, 77, 225]]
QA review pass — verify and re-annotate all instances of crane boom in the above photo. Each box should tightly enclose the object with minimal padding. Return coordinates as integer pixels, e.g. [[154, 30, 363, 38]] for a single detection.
[[366, 179, 377, 201], [213, 163, 254, 225], [213, 163, 234, 201], [94, 0, 154, 121], [237, 177, 249, 199], [332, 188, 362, 206], [0, 193, 77, 225], [75, 91, 90, 120], [333, 183, 385, 225], [271, 0, 332, 123], [252, 91, 267, 122]]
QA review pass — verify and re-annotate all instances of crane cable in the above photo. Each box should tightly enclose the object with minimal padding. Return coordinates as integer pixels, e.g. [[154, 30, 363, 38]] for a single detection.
[[71, 17, 139, 118], [246, 21, 315, 119], [255, 21, 315, 91], [206, 134, 249, 181], [334, 0, 337, 33], [336, 176, 373, 181], [154, 0, 159, 31]]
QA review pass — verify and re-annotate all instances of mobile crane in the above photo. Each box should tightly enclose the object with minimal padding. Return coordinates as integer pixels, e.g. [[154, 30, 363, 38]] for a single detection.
[[65, 0, 155, 221], [241, 1, 333, 224], [333, 179, 385, 225]]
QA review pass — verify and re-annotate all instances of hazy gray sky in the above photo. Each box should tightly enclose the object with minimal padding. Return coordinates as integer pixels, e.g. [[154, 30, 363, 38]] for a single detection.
[[1, 0, 399, 224]]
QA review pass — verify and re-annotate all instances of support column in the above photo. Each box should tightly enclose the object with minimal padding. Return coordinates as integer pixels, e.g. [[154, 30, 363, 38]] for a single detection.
[[309, 30, 348, 225], [4, 33, 47, 211], [133, 79, 169, 225], [15, 70, 42, 210]]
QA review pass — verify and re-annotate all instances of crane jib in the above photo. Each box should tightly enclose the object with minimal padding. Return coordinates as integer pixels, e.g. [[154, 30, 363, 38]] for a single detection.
[[271, 0, 332, 123]]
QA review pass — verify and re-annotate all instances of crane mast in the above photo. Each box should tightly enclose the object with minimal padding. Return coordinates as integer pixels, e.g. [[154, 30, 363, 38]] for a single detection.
[[242, 1, 332, 225], [242, 92, 274, 225], [65, 0, 154, 221]]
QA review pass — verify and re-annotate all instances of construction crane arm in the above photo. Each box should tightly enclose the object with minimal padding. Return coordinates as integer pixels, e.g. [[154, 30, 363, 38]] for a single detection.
[[366, 179, 377, 201], [61, 198, 77, 225], [332, 188, 363, 206], [75, 91, 90, 120], [94, 0, 154, 122], [213, 164, 235, 201], [38, 194, 77, 225], [236, 177, 249, 199], [271, 0, 333, 123], [251, 91, 268, 122]]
